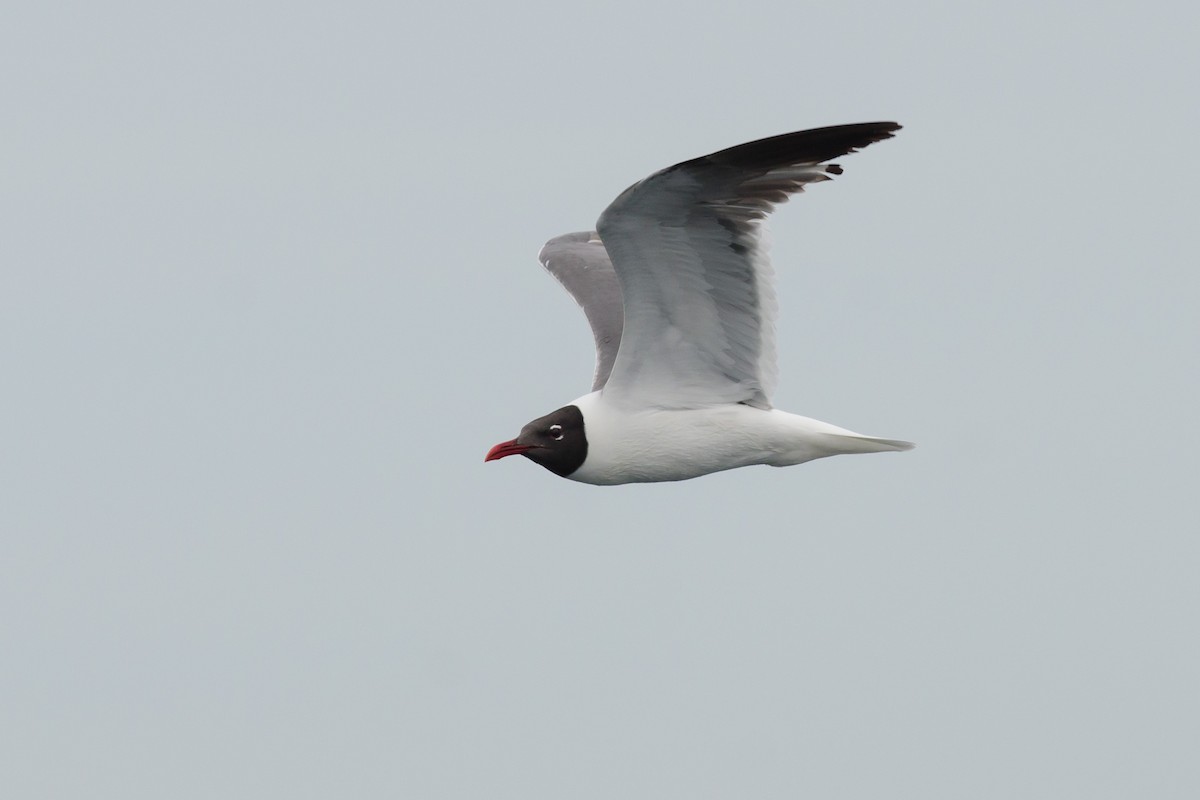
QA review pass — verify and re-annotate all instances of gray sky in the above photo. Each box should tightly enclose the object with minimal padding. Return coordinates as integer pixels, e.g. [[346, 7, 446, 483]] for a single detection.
[[4, 1, 1198, 798]]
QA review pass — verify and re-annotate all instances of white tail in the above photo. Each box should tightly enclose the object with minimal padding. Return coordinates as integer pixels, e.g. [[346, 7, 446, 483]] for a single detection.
[[820, 433, 915, 454]]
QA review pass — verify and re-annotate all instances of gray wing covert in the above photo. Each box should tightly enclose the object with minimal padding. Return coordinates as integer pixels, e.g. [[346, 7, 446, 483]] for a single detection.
[[538, 232, 624, 391]]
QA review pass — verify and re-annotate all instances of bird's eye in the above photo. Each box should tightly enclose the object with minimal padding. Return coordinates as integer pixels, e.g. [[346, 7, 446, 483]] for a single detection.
[[549, 424, 564, 441]]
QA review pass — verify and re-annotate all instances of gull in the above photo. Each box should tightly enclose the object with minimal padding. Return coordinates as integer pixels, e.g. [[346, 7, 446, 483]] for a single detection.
[[486, 122, 913, 484]]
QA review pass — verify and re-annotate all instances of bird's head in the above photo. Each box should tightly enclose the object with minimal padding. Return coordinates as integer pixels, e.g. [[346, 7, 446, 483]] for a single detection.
[[485, 404, 588, 477]]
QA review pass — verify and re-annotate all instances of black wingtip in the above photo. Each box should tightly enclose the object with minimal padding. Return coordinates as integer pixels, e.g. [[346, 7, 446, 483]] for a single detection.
[[702, 122, 901, 170]]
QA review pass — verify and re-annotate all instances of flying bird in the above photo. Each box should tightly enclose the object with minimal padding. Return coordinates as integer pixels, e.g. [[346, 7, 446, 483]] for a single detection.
[[486, 122, 913, 484]]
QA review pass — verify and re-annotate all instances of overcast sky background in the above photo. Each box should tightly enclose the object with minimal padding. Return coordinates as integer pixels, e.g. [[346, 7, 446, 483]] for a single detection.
[[3, 1, 1198, 798]]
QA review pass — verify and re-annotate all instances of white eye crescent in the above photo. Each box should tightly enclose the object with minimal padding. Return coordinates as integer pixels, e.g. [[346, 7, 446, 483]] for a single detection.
[[549, 424, 564, 441]]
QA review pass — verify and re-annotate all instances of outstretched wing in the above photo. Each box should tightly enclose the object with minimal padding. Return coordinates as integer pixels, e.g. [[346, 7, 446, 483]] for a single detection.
[[596, 122, 900, 410], [538, 231, 624, 391]]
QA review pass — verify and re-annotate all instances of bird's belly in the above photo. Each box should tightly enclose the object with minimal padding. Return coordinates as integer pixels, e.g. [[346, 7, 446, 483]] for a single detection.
[[567, 404, 783, 485]]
